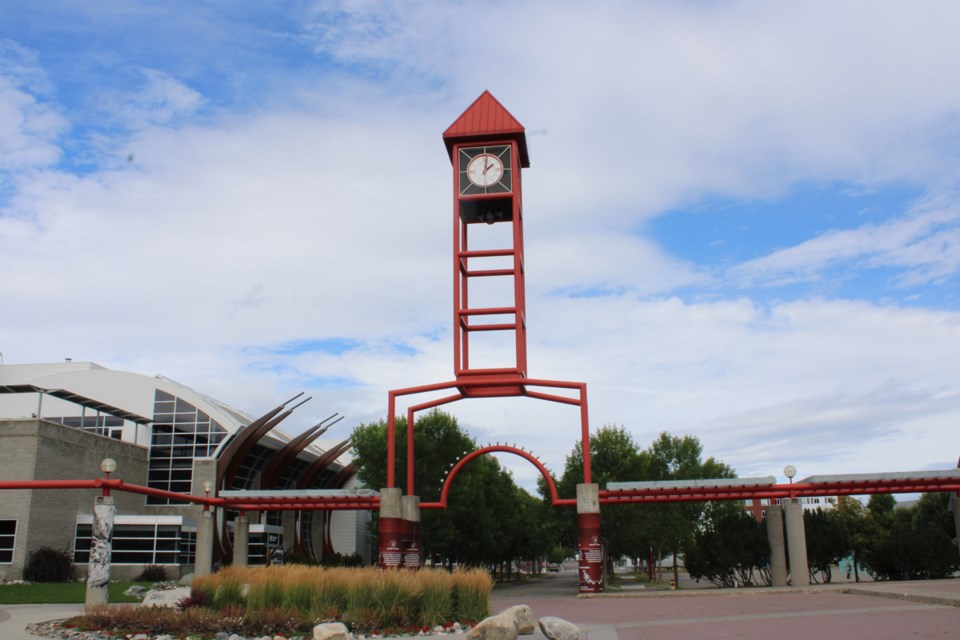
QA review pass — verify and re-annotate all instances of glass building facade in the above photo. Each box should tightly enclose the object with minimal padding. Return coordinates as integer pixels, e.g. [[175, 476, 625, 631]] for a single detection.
[[148, 389, 227, 505]]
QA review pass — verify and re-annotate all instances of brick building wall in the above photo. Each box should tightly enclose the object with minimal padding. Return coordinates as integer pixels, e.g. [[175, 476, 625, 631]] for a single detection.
[[0, 419, 148, 580]]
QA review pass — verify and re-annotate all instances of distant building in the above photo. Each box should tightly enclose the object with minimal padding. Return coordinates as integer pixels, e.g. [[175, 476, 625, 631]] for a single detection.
[[0, 361, 370, 581], [744, 496, 837, 522]]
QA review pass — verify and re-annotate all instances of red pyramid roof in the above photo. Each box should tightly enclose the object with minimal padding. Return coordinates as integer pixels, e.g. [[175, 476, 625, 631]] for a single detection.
[[443, 91, 530, 167]]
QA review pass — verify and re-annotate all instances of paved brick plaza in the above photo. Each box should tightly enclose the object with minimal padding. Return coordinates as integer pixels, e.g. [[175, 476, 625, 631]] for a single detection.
[[490, 579, 960, 640]]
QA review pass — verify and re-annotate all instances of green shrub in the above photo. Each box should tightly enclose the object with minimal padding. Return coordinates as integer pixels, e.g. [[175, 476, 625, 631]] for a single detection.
[[321, 552, 363, 567], [136, 564, 168, 582], [23, 547, 74, 583]]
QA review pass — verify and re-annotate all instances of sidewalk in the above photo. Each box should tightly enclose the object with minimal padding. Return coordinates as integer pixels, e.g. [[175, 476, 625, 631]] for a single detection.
[[0, 603, 83, 640]]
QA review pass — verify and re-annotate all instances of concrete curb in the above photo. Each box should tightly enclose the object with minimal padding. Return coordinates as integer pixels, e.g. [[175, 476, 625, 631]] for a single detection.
[[842, 587, 960, 608]]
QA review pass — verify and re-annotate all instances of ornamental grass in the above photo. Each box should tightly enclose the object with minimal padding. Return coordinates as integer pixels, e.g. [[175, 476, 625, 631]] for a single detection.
[[453, 566, 494, 623], [418, 568, 455, 627], [67, 564, 495, 637]]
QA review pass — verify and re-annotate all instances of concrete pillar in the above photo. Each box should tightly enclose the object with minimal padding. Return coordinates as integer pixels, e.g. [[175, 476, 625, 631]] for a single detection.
[[401, 495, 421, 569], [233, 514, 250, 568], [191, 458, 218, 572], [784, 499, 809, 587], [378, 488, 403, 569], [576, 483, 602, 593], [195, 509, 214, 576], [85, 495, 115, 605], [765, 503, 788, 587]]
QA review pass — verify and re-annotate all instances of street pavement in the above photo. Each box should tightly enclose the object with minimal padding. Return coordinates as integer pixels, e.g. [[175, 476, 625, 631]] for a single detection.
[[3, 572, 960, 639], [490, 571, 960, 640]]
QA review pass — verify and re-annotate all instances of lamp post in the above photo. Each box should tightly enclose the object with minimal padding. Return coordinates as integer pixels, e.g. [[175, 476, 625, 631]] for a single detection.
[[86, 458, 117, 605], [100, 457, 117, 496], [781, 464, 809, 586]]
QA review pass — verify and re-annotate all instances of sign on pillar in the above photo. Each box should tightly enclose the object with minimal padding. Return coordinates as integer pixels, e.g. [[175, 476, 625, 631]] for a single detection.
[[379, 488, 403, 569], [576, 483, 603, 593]]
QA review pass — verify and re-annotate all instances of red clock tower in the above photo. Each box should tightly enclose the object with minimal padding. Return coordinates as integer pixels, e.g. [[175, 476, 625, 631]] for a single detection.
[[443, 91, 530, 390], [379, 92, 602, 592]]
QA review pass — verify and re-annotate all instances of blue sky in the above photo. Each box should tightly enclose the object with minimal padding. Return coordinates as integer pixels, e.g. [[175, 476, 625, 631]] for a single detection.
[[2, 1, 959, 490]]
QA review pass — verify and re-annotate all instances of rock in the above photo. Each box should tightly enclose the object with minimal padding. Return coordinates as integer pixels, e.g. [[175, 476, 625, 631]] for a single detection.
[[123, 584, 147, 598], [179, 572, 195, 586], [538, 617, 581, 640], [465, 613, 519, 640], [498, 604, 536, 635], [141, 585, 192, 608], [227, 634, 245, 640], [314, 621, 353, 640], [131, 634, 149, 640]]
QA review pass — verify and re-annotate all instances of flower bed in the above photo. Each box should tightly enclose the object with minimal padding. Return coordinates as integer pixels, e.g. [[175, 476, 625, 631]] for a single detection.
[[62, 566, 493, 638]]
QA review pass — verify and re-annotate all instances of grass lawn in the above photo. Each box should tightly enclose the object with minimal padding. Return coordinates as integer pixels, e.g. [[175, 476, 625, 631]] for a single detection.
[[0, 581, 154, 604]]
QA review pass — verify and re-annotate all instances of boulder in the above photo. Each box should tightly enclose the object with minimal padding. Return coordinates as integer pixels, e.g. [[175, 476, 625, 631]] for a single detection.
[[141, 586, 191, 608], [538, 617, 581, 640], [313, 621, 353, 640], [466, 613, 519, 640], [498, 604, 536, 635], [123, 585, 147, 599]]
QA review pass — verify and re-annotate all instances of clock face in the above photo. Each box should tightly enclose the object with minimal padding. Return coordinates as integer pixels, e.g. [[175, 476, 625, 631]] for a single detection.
[[458, 145, 512, 195], [466, 153, 504, 187]]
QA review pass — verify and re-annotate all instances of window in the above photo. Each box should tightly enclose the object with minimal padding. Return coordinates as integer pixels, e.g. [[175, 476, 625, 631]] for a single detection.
[[0, 520, 16, 563], [48, 415, 125, 440], [248, 529, 284, 566], [74, 517, 196, 565], [147, 390, 227, 505]]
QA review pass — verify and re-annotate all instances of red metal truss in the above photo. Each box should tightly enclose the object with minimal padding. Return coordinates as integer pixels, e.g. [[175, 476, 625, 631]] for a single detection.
[[385, 376, 592, 496], [3, 471, 959, 510], [420, 444, 566, 509]]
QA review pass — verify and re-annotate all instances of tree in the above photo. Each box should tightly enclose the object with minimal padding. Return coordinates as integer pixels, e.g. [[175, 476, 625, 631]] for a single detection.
[[643, 432, 735, 586], [803, 508, 847, 583], [833, 496, 871, 582], [554, 428, 735, 585], [684, 505, 767, 587], [860, 492, 960, 581], [350, 410, 552, 571], [554, 425, 649, 576], [867, 494, 896, 527]]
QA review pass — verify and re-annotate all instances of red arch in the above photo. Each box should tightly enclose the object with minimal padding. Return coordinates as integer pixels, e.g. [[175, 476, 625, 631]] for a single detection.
[[421, 444, 571, 509]]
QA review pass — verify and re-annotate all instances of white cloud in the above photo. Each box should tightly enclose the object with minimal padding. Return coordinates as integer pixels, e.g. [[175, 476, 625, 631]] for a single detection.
[[0, 41, 65, 174], [729, 187, 960, 287], [96, 69, 205, 131]]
